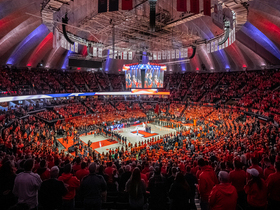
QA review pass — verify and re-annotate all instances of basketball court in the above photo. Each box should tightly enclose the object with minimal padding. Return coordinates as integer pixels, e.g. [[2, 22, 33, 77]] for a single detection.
[[79, 123, 177, 154]]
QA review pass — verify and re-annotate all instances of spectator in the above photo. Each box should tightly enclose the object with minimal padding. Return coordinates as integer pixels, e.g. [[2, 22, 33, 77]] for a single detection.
[[209, 171, 238, 210], [198, 159, 219, 210], [119, 165, 131, 192], [36, 159, 50, 181], [72, 157, 81, 174], [58, 163, 80, 210], [0, 160, 16, 210], [166, 167, 177, 191], [80, 163, 107, 210], [169, 172, 190, 210], [104, 162, 114, 184], [245, 168, 267, 210], [248, 157, 264, 178], [76, 162, 89, 181], [13, 159, 42, 210], [229, 160, 247, 208], [266, 161, 280, 210], [125, 168, 146, 210], [263, 158, 275, 180], [185, 166, 198, 209], [97, 165, 109, 183], [15, 160, 25, 175], [38, 166, 67, 210], [148, 166, 167, 210]]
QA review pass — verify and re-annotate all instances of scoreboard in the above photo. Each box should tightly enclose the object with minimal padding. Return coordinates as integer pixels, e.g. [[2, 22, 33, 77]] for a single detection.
[[123, 63, 166, 89]]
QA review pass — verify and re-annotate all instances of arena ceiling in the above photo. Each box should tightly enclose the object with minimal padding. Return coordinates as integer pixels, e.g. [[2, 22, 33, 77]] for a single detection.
[[0, 0, 280, 72]]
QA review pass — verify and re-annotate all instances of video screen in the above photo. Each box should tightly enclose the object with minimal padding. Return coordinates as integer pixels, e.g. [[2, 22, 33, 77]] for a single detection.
[[144, 69, 164, 88], [124, 63, 166, 89], [125, 69, 142, 89]]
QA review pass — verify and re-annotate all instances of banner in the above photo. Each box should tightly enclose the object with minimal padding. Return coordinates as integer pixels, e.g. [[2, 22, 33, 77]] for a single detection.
[[167, 51, 171, 59], [62, 40, 66, 50], [171, 50, 175, 59], [60, 38, 65, 50], [60, 38, 65, 49], [228, 31, 232, 45], [162, 51, 166, 60], [158, 51, 161, 60], [184, 48, 188, 58], [177, 0, 187, 12], [109, 0, 119, 12], [122, 0, 133, 10], [218, 38, 223, 50], [153, 51, 157, 60], [67, 42, 71, 51], [203, 0, 211, 16], [93, 47, 97, 56], [55, 29, 60, 48], [128, 51, 133, 60], [74, 42, 78, 53], [211, 41, 215, 52], [98, 48, 103, 57], [190, 0, 199, 14], [181, 49, 185, 58], [118, 51, 122, 59], [114, 50, 118, 59], [214, 40, 218, 51], [148, 53, 153, 61], [98, 0, 107, 13], [109, 49, 113, 58], [221, 38, 225, 49], [176, 49, 180, 58], [207, 43, 211, 53], [70, 44, 74, 52], [123, 51, 127, 60]]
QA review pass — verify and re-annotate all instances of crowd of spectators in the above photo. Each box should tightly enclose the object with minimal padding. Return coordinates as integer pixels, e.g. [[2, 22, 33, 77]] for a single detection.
[[67, 72, 88, 92], [0, 104, 280, 210], [1, 68, 280, 210], [159, 103, 169, 115], [1, 68, 280, 116], [54, 104, 88, 119], [115, 102, 131, 111], [168, 73, 182, 89], [142, 103, 154, 111], [168, 103, 185, 116], [0, 68, 120, 96], [108, 74, 125, 91], [132, 103, 141, 110], [87, 100, 116, 113], [95, 73, 110, 91], [36, 110, 60, 121], [80, 72, 99, 91], [186, 73, 209, 102]]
